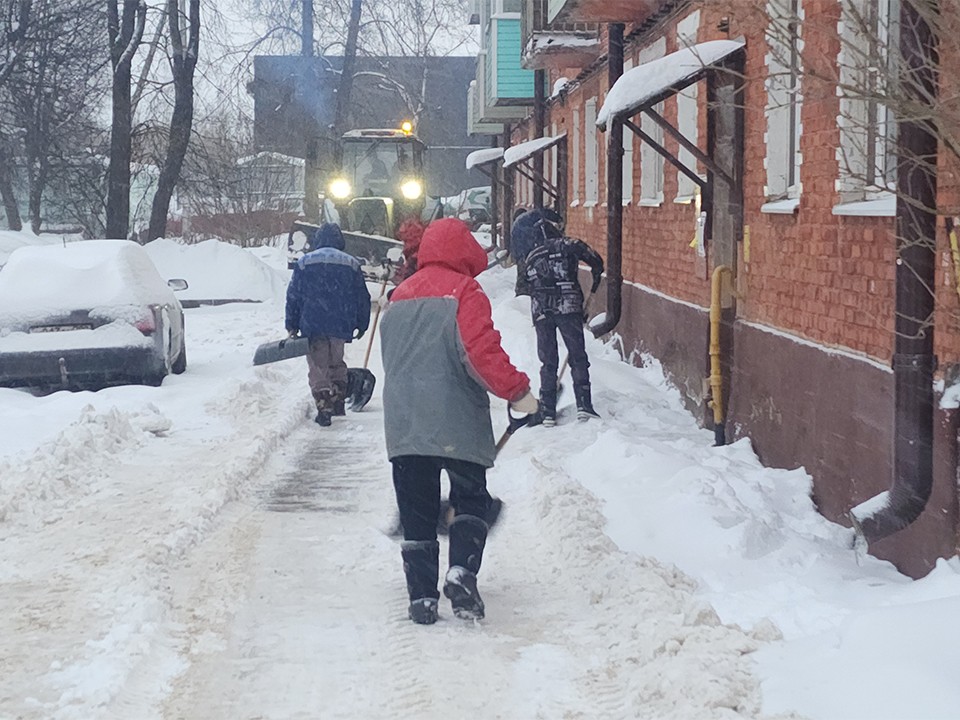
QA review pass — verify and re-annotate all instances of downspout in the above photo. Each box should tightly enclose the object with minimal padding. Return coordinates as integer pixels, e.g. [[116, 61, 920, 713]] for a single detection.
[[850, 0, 939, 545], [709, 265, 733, 446], [533, 69, 546, 209], [591, 23, 625, 338]]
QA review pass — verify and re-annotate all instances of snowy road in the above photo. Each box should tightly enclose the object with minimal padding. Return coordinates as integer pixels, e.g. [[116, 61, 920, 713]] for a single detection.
[[159, 423, 768, 720], [3, 247, 960, 720]]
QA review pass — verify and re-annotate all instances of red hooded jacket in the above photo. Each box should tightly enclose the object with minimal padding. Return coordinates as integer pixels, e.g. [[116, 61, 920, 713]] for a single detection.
[[380, 218, 530, 466]]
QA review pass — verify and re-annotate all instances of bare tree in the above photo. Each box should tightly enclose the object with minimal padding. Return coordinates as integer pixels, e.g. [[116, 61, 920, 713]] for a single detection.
[[106, 0, 146, 238], [0, 0, 32, 229], [0, 0, 107, 233], [145, 0, 199, 240]]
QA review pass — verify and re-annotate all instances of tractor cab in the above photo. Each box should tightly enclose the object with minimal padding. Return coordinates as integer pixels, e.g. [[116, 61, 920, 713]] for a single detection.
[[325, 124, 426, 238]]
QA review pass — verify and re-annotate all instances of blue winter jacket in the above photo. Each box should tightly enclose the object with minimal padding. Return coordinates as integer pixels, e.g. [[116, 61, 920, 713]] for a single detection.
[[285, 223, 372, 341]]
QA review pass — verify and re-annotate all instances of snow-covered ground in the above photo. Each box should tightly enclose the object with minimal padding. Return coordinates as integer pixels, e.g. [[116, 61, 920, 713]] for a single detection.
[[2, 236, 959, 719]]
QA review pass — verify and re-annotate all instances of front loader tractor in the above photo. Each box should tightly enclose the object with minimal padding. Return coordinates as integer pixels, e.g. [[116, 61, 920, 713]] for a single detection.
[[288, 123, 427, 273]]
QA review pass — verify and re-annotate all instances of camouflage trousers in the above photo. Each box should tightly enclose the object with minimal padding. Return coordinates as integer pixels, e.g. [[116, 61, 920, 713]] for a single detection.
[[306, 336, 348, 411]]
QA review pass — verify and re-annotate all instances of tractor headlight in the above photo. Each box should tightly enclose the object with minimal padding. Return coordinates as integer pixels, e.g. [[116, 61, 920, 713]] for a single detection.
[[400, 179, 423, 200], [329, 178, 352, 199]]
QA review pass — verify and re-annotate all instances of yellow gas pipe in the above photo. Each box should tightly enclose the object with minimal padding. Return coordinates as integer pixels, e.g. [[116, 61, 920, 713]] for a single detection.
[[709, 265, 734, 446]]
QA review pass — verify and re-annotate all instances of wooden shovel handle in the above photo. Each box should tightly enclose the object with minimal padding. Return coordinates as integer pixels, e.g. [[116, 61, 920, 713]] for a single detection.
[[362, 275, 390, 369]]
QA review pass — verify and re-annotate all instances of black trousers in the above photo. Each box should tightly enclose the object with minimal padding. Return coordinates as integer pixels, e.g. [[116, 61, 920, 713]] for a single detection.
[[535, 312, 590, 410], [391, 455, 491, 542]]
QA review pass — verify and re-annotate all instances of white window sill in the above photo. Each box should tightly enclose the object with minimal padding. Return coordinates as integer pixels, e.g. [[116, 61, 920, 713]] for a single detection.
[[638, 198, 663, 207], [674, 195, 696, 205], [570, 199, 580, 207], [583, 201, 598, 208], [621, 199, 633, 207], [761, 198, 800, 214], [832, 196, 896, 217]]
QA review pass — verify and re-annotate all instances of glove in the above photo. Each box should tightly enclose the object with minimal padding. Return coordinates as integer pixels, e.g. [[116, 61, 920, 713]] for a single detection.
[[510, 390, 539, 416]]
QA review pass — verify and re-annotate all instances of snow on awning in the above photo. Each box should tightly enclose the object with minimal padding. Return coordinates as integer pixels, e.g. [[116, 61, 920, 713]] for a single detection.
[[465, 147, 504, 170], [597, 39, 745, 130], [503, 134, 566, 168]]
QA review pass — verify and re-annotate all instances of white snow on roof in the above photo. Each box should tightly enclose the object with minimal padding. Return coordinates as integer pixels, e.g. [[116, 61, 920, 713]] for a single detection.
[[597, 39, 745, 130], [503, 134, 567, 168], [465, 147, 504, 170], [525, 33, 599, 54], [237, 152, 305, 168], [552, 77, 571, 98]]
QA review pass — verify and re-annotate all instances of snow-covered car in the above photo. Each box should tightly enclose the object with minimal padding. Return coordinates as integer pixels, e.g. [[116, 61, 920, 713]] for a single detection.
[[0, 239, 188, 390]]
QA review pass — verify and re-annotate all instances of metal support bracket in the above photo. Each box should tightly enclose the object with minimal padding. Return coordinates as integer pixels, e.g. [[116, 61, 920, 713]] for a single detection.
[[624, 118, 707, 191]]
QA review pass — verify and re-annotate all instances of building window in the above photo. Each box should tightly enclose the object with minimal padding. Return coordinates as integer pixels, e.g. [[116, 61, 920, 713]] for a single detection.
[[836, 0, 900, 203], [765, 0, 803, 203], [675, 10, 701, 203], [551, 121, 559, 194], [638, 37, 667, 205], [585, 96, 599, 205], [621, 58, 634, 205], [572, 107, 581, 205]]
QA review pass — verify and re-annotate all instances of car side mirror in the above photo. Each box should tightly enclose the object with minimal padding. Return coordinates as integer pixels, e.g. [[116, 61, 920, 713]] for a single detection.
[[167, 278, 189, 291]]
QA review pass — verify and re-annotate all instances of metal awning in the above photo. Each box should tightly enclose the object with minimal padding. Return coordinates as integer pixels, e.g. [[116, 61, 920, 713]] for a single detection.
[[465, 147, 504, 170], [503, 134, 566, 168], [597, 39, 745, 130]]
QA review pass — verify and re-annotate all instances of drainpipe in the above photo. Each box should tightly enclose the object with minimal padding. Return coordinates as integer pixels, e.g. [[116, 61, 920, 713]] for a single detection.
[[850, 0, 939, 545], [591, 22, 625, 338], [534, 69, 546, 209], [709, 266, 733, 446]]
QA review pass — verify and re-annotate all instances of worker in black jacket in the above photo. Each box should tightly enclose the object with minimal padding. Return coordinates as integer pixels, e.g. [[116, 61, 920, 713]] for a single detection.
[[521, 211, 604, 425]]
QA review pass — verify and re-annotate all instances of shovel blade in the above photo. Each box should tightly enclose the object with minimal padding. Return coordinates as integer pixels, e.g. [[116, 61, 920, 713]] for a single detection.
[[253, 337, 309, 366], [346, 367, 377, 411]]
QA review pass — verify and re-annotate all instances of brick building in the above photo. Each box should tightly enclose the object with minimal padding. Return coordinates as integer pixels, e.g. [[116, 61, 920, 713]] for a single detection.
[[467, 0, 960, 577]]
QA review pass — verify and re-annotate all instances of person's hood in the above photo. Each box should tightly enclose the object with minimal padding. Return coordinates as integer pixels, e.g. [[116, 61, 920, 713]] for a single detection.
[[416, 218, 487, 278], [313, 223, 345, 250]]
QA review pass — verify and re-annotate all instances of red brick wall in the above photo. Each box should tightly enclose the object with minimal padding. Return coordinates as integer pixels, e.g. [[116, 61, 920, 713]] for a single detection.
[[520, 0, 960, 372]]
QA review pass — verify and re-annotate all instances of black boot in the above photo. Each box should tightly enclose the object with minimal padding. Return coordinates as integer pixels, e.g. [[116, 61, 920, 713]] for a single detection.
[[538, 384, 557, 427], [574, 384, 600, 422], [401, 540, 440, 625], [332, 381, 347, 417], [314, 388, 334, 426], [443, 515, 488, 619]]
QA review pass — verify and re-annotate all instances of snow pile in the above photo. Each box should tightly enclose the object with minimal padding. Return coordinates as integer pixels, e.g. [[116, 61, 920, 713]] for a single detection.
[[143, 238, 288, 303], [0, 229, 72, 267], [0, 405, 159, 526]]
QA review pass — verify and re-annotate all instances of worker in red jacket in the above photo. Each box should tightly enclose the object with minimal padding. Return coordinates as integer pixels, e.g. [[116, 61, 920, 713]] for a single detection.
[[380, 218, 538, 625]]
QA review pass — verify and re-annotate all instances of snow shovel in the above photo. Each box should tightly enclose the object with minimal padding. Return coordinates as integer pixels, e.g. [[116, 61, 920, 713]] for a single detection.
[[253, 336, 310, 366], [346, 275, 390, 411]]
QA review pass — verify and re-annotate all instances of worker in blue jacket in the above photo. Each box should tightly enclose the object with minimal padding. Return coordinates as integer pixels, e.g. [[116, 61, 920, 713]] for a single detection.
[[285, 223, 371, 426]]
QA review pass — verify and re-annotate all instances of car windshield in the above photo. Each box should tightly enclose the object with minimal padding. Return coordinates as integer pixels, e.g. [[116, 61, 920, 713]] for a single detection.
[[342, 139, 414, 197]]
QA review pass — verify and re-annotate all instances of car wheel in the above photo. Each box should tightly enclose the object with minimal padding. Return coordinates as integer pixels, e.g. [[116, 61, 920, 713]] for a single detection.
[[172, 337, 187, 374]]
